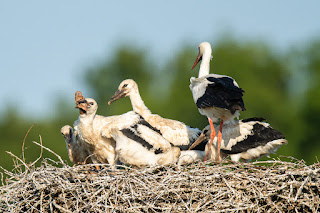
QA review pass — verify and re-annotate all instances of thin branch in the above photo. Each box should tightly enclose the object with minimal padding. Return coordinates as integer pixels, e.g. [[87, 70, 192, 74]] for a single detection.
[[294, 176, 310, 201], [5, 151, 30, 172], [32, 141, 65, 166], [22, 124, 35, 163], [29, 135, 43, 168]]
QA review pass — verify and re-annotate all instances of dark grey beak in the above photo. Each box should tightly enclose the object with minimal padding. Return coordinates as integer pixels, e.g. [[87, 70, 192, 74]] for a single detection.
[[108, 89, 126, 105]]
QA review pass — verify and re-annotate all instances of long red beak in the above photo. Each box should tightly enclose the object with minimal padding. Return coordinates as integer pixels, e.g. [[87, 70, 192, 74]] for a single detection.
[[191, 52, 202, 70]]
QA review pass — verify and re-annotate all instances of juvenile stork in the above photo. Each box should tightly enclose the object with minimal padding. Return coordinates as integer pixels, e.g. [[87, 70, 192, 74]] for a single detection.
[[108, 79, 202, 150], [73, 92, 118, 167], [190, 42, 245, 161], [101, 111, 181, 167], [102, 111, 205, 166], [189, 118, 287, 162], [60, 125, 93, 164]]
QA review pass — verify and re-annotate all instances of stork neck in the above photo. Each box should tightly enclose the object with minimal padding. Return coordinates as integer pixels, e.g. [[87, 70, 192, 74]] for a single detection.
[[129, 88, 151, 117], [80, 112, 95, 122], [79, 113, 95, 134], [198, 52, 211, 78]]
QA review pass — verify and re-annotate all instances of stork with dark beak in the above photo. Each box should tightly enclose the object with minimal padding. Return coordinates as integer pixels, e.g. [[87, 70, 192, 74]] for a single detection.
[[108, 79, 203, 150], [73, 91, 118, 168]]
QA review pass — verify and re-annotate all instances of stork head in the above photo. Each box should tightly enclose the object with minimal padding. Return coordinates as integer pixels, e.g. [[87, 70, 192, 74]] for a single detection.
[[61, 125, 73, 144], [192, 42, 212, 70], [84, 98, 98, 115], [108, 79, 138, 105], [74, 90, 98, 116]]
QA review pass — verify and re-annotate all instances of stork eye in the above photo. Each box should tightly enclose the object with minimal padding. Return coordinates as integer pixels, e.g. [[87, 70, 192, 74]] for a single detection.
[[90, 102, 94, 105], [123, 84, 128, 88]]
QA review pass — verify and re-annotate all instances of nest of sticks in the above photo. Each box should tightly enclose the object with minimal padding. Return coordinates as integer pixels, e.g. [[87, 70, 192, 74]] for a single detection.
[[1, 144, 319, 213]]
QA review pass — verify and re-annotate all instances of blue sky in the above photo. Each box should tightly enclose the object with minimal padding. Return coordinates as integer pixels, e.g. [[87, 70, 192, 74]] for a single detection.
[[1, 1, 319, 119]]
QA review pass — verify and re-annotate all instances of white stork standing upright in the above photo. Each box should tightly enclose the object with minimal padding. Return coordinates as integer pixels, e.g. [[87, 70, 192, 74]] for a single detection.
[[190, 42, 246, 161], [108, 79, 202, 150]]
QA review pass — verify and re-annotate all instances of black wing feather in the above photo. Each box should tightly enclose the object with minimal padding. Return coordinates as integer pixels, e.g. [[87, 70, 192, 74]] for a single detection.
[[221, 123, 285, 154], [242, 117, 266, 122], [196, 77, 245, 113]]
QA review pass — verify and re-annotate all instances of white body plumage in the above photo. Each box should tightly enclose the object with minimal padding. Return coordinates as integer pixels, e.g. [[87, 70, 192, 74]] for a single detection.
[[101, 111, 181, 167]]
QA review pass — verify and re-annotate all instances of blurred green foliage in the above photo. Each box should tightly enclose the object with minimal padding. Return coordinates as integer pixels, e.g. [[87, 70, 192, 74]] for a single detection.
[[1, 37, 320, 172]]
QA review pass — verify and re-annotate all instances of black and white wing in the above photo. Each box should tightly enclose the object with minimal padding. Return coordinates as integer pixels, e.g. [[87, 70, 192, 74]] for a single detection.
[[189, 118, 287, 162], [221, 118, 286, 155], [196, 76, 245, 114]]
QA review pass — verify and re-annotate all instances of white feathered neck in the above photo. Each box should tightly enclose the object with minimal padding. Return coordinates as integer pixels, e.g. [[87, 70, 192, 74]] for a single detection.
[[129, 86, 152, 118], [198, 43, 212, 78]]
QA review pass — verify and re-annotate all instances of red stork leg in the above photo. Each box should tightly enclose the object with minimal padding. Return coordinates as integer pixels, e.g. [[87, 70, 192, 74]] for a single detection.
[[216, 120, 224, 162], [204, 118, 216, 162]]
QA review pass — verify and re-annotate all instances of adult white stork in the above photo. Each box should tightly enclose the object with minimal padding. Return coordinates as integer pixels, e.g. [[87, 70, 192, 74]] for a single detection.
[[190, 42, 245, 161], [189, 118, 288, 162], [108, 79, 202, 150], [60, 125, 93, 164], [101, 111, 181, 167], [73, 92, 118, 167]]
